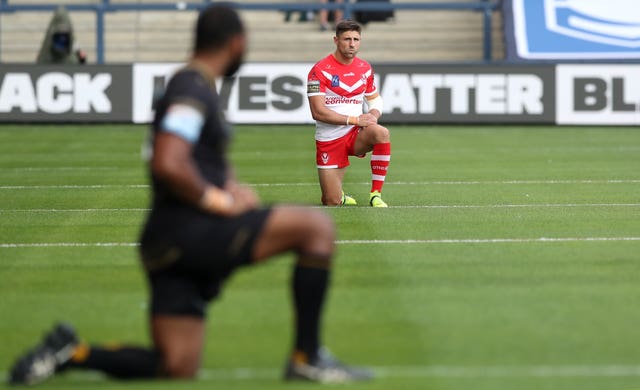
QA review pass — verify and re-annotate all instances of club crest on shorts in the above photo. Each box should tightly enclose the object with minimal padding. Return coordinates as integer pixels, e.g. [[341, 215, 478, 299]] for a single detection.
[[321, 152, 330, 164], [331, 75, 340, 87]]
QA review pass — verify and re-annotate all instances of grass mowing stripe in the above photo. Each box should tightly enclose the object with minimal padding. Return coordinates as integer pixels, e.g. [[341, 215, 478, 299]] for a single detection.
[[1, 203, 640, 213], [387, 180, 640, 185], [0, 208, 150, 212], [0, 243, 139, 248], [2, 365, 640, 382], [336, 237, 640, 244], [2, 125, 638, 390], [0, 167, 121, 172], [0, 185, 149, 189], [2, 179, 640, 190], [192, 365, 640, 379], [2, 237, 640, 248], [388, 203, 640, 209], [250, 180, 640, 186]]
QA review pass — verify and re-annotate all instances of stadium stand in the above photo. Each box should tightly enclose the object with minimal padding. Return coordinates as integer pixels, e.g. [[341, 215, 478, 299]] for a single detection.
[[0, 0, 503, 63]]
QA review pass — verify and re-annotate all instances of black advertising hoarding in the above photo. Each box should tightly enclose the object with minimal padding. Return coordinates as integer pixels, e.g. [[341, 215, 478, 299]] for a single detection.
[[0, 65, 132, 122], [1, 63, 636, 125], [374, 64, 556, 124]]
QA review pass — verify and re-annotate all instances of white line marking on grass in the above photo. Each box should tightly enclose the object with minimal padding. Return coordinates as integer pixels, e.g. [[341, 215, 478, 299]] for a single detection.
[[249, 182, 314, 187], [387, 179, 640, 185], [197, 365, 640, 380], [2, 179, 640, 190], [0, 185, 148, 190], [377, 364, 640, 378], [0, 208, 149, 213], [253, 179, 640, 186], [1, 364, 639, 382], [336, 237, 640, 244], [0, 242, 139, 248], [389, 203, 640, 209], [2, 237, 640, 249], [0, 166, 120, 172]]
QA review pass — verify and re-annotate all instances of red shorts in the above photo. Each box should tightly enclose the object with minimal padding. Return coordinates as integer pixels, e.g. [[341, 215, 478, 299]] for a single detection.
[[316, 127, 364, 169]]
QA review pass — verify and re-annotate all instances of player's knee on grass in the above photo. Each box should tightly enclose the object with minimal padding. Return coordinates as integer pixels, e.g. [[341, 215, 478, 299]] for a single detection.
[[322, 193, 343, 206], [161, 350, 200, 379], [321, 187, 344, 206], [161, 339, 200, 379]]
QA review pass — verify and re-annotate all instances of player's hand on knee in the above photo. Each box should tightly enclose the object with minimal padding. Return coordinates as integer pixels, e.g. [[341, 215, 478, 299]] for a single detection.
[[200, 185, 258, 217], [228, 184, 260, 214], [357, 113, 377, 127]]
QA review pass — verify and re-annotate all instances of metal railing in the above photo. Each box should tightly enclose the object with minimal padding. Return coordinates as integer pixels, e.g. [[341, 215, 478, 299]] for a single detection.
[[0, 1, 500, 64]]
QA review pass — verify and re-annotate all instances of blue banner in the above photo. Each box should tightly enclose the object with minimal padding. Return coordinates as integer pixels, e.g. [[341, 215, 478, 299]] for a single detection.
[[504, 0, 640, 60]]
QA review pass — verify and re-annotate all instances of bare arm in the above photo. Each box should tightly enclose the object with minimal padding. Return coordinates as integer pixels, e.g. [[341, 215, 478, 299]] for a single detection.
[[152, 131, 207, 205], [151, 132, 258, 215]]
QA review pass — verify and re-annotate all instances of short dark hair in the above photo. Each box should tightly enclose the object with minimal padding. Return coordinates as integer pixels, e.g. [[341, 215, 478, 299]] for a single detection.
[[335, 19, 361, 36], [195, 4, 244, 53]]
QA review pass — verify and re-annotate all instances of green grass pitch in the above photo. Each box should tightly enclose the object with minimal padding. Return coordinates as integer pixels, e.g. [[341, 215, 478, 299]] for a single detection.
[[1, 124, 639, 390]]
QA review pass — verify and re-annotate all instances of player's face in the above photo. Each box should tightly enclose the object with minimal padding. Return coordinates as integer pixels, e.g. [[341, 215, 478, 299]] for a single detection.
[[224, 33, 247, 77], [334, 30, 360, 60]]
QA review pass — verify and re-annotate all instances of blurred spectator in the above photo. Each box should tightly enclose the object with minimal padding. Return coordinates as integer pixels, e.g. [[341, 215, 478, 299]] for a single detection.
[[354, 0, 394, 25], [37, 6, 86, 64], [319, 0, 343, 32]]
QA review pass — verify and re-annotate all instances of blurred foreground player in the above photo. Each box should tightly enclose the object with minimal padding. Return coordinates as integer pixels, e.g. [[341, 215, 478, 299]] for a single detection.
[[308, 20, 391, 207], [8, 5, 371, 386]]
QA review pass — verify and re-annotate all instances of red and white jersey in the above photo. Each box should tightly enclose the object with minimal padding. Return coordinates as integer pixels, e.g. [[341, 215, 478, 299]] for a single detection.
[[307, 54, 377, 142]]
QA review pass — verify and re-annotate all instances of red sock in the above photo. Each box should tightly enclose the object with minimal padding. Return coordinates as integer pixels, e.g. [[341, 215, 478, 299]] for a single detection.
[[370, 142, 391, 193]]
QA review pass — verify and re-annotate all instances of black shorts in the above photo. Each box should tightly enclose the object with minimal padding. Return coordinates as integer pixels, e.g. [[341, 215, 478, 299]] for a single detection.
[[139, 207, 273, 318]]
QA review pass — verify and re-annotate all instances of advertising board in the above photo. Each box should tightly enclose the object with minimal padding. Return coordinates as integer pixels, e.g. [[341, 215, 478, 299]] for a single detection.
[[504, 0, 640, 60], [375, 65, 555, 123], [0, 63, 636, 125], [131, 63, 556, 124], [556, 65, 640, 124], [0, 65, 132, 122]]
